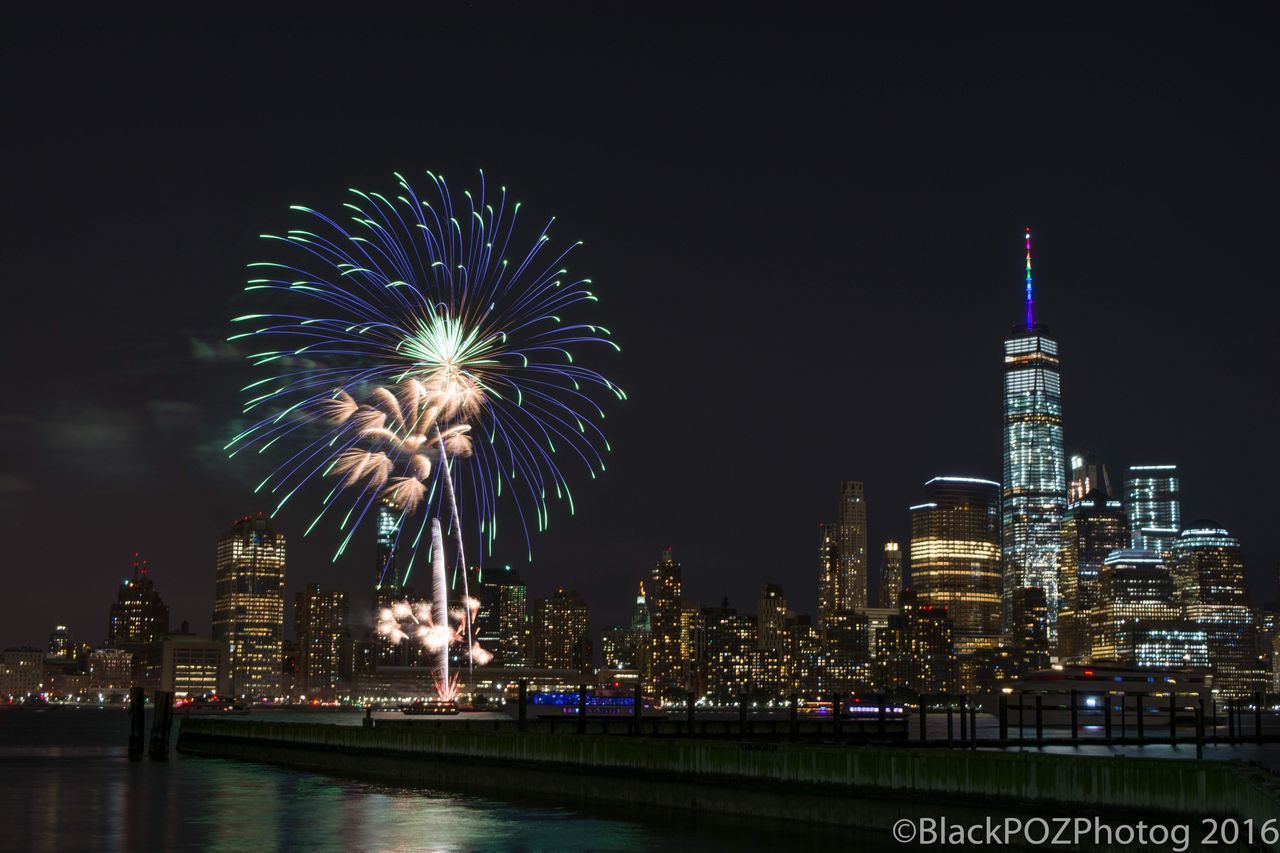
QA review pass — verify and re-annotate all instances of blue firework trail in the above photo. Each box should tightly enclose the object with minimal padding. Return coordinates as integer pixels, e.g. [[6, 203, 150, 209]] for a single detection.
[[226, 170, 624, 601]]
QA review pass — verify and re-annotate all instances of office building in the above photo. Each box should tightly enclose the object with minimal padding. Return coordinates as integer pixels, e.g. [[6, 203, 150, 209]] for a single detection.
[[876, 589, 954, 694], [1090, 549, 1185, 664], [1124, 465, 1181, 558], [295, 583, 350, 697], [819, 609, 870, 694], [1001, 229, 1067, 640], [878, 541, 903, 609], [1169, 523, 1262, 696], [213, 514, 286, 698], [835, 481, 868, 611], [533, 588, 591, 674], [817, 523, 841, 628], [107, 554, 170, 657], [47, 626, 73, 659], [648, 548, 685, 696], [471, 565, 529, 666], [1068, 452, 1112, 504], [909, 477, 1002, 655], [1057, 489, 1128, 663], [1, 648, 45, 698]]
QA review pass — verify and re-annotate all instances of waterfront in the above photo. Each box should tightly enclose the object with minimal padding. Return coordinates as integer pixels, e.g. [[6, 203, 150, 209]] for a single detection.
[[1, 708, 862, 852]]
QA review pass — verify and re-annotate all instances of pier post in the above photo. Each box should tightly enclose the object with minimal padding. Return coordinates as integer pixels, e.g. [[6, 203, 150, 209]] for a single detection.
[[877, 694, 886, 739], [1034, 695, 1043, 743], [738, 694, 747, 736], [789, 694, 798, 739], [919, 700, 927, 743], [969, 697, 977, 747], [998, 694, 1008, 745], [1104, 693, 1112, 743], [1120, 693, 1126, 740], [149, 690, 174, 760], [363, 705, 372, 728], [1137, 694, 1145, 743], [128, 686, 145, 760], [1255, 692, 1263, 743], [632, 684, 642, 735], [833, 693, 843, 739], [686, 691, 695, 735], [518, 680, 528, 732], [1070, 689, 1078, 746], [1169, 691, 1177, 745], [577, 684, 587, 735], [946, 702, 954, 748], [1196, 700, 1205, 760], [958, 695, 967, 744]]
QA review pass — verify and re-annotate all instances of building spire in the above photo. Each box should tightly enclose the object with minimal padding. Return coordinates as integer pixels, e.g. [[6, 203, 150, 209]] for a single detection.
[[1024, 227, 1035, 327]]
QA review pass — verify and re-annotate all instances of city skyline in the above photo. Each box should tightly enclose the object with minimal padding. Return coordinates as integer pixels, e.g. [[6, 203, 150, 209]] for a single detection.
[[4, 17, 1280, 648]]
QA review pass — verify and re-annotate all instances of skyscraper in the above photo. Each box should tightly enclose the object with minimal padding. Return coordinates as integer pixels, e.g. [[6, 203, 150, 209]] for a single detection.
[[909, 477, 1002, 655], [1068, 452, 1112, 504], [1124, 465, 1181, 558], [1001, 229, 1067, 641], [835, 481, 868, 611], [213, 515, 286, 698], [107, 554, 170, 656], [1089, 549, 1191, 665], [816, 523, 840, 629], [878, 541, 903, 609], [374, 500, 402, 610], [47, 625, 73, 659], [532, 588, 591, 673], [295, 582, 349, 697], [648, 548, 685, 697], [1169, 523, 1261, 696], [470, 565, 529, 666], [1057, 488, 1128, 663]]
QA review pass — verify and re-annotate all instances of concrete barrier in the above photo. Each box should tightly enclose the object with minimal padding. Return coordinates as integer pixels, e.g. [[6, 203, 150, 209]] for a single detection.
[[179, 718, 1280, 844]]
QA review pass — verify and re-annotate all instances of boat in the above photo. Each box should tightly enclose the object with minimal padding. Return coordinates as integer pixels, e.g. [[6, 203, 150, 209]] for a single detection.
[[402, 698, 460, 715], [994, 664, 1214, 725]]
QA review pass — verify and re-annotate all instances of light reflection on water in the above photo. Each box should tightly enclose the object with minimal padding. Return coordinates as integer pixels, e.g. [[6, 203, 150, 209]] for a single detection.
[[1, 709, 855, 852]]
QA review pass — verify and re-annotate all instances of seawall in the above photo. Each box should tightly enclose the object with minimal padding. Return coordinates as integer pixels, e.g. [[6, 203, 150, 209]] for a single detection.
[[178, 718, 1280, 844]]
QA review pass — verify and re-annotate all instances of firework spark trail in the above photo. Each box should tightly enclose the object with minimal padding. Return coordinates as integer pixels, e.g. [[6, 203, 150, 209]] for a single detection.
[[230, 170, 622, 693], [430, 517, 449, 691]]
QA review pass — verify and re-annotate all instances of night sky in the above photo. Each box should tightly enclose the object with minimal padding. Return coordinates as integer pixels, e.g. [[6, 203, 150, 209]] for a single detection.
[[3, 12, 1278, 649]]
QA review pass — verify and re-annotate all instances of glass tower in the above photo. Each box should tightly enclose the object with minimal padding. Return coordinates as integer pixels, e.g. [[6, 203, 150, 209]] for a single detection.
[[213, 515, 286, 698], [1057, 489, 1128, 663], [835, 481, 868, 611], [909, 477, 1002, 655], [1001, 229, 1067, 639], [1124, 464, 1181, 558]]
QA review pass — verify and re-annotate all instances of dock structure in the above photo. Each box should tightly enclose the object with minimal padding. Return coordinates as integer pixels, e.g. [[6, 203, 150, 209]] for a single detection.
[[178, 717, 1280, 848]]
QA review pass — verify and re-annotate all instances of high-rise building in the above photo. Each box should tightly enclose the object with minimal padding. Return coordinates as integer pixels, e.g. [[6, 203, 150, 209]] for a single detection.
[[756, 584, 787, 652], [1001, 229, 1067, 641], [1, 648, 45, 698], [1090, 549, 1190, 665], [1057, 489, 1128, 663], [698, 599, 755, 700], [471, 565, 529, 666], [47, 626, 73, 659], [876, 589, 954, 694], [816, 524, 840, 628], [213, 515, 286, 698], [648, 549, 684, 696], [108, 554, 170, 657], [835, 482, 868, 611], [1169, 523, 1262, 696], [786, 614, 822, 694], [533, 588, 591, 674], [295, 583, 350, 697], [878, 541, 903, 609], [909, 477, 1002, 655], [599, 581, 652, 676], [820, 609, 870, 693], [1068, 452, 1112, 504], [1124, 465, 1181, 558]]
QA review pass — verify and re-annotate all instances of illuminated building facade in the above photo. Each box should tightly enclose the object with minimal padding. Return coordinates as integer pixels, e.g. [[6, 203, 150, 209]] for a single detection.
[[1124, 465, 1181, 558], [471, 565, 530, 666], [107, 554, 170, 657], [213, 515, 286, 698], [819, 609, 870, 694], [1, 648, 45, 698], [876, 589, 954, 695], [698, 599, 755, 700], [599, 582, 651, 676], [157, 635, 228, 696], [47, 625, 73, 659], [1169, 524, 1262, 696], [787, 614, 822, 693], [295, 583, 349, 697], [835, 481, 868, 611], [1068, 452, 1111, 504], [1001, 229, 1067, 641], [816, 523, 841, 628], [648, 549, 685, 696], [533, 588, 591, 674], [909, 477, 1002, 655], [1090, 549, 1183, 664], [1057, 489, 1128, 663], [878, 541, 903, 609]]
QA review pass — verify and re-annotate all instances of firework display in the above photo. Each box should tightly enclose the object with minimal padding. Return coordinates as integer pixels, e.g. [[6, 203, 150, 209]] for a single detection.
[[228, 171, 622, 694]]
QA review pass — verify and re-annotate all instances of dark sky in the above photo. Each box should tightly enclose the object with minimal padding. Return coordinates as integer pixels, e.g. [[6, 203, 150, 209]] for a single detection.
[[3, 12, 1278, 649]]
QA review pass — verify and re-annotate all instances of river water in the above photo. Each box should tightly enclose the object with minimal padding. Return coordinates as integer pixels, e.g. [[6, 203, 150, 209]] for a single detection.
[[0, 707, 860, 852]]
